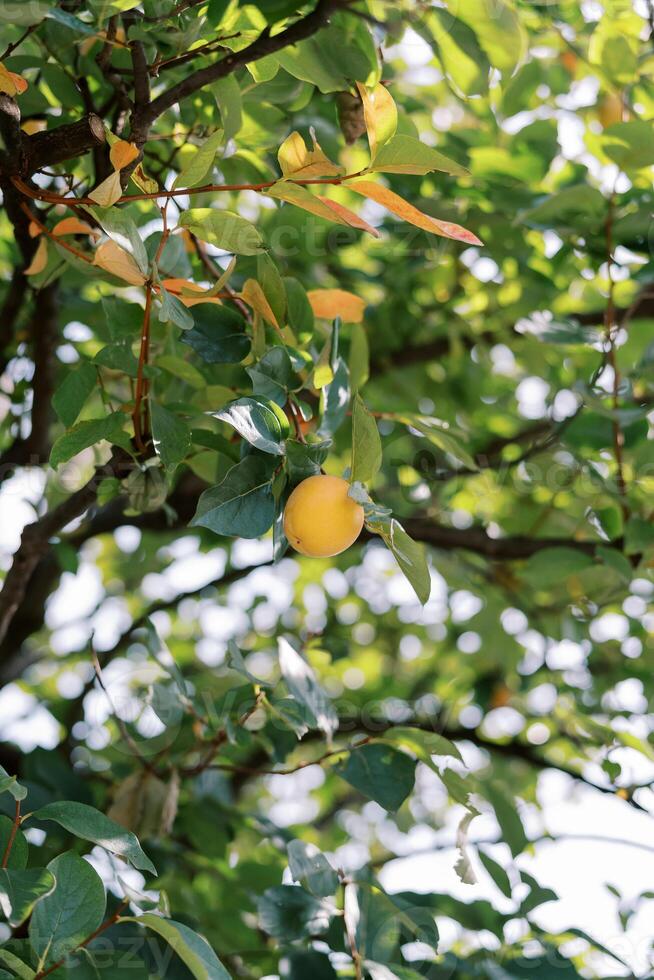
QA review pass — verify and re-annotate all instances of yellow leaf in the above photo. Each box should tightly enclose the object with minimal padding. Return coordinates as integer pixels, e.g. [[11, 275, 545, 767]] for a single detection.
[[0, 62, 28, 97], [316, 196, 380, 238], [307, 288, 365, 324], [94, 240, 146, 285], [278, 130, 343, 179], [28, 221, 41, 238], [162, 279, 223, 307], [110, 139, 140, 170], [25, 238, 48, 276], [88, 170, 123, 208], [356, 81, 397, 159], [21, 118, 46, 135], [52, 217, 98, 238], [267, 182, 379, 237], [240, 279, 279, 328], [130, 162, 159, 195], [349, 179, 483, 246]]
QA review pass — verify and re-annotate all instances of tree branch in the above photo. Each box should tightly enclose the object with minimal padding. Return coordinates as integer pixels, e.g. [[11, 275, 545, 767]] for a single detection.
[[143, 0, 339, 123], [0, 450, 131, 647], [20, 114, 106, 176], [0, 283, 58, 474]]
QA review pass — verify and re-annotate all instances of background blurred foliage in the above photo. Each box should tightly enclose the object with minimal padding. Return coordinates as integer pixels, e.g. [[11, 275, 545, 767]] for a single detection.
[[0, 0, 653, 978]]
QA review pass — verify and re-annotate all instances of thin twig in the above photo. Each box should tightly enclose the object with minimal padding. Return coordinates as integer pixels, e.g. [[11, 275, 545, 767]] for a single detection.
[[603, 192, 629, 517], [91, 649, 159, 776], [0, 22, 40, 61], [1, 799, 21, 868], [11, 169, 366, 208], [132, 284, 153, 453], [34, 900, 129, 979]]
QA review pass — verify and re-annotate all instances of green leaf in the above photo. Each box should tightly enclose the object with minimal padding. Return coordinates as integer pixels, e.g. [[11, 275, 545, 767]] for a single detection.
[[256, 252, 287, 326], [156, 354, 205, 389], [370, 134, 468, 176], [395, 414, 478, 470], [61, 946, 149, 979], [0, 1, 50, 25], [214, 397, 289, 455], [426, 9, 489, 96], [285, 438, 331, 483], [624, 517, 654, 555], [121, 914, 230, 979], [348, 322, 369, 391], [278, 637, 338, 740], [35, 801, 157, 875], [212, 77, 242, 143], [0, 765, 27, 802], [603, 120, 654, 170], [485, 785, 528, 859], [519, 871, 558, 915], [29, 853, 106, 968], [0, 868, 56, 928], [173, 129, 224, 190], [258, 886, 332, 941], [49, 412, 128, 468], [522, 547, 594, 589], [246, 348, 295, 406], [191, 455, 276, 538], [0, 816, 27, 870], [379, 726, 463, 768], [0, 949, 34, 980], [284, 277, 314, 334], [374, 519, 431, 605], [179, 209, 265, 255], [318, 357, 350, 437], [282, 952, 337, 980], [276, 24, 377, 94], [181, 304, 250, 363], [151, 403, 191, 473], [52, 362, 97, 428], [157, 284, 194, 331], [478, 849, 512, 899], [458, 0, 527, 75], [351, 393, 382, 485], [339, 743, 416, 811], [520, 185, 607, 231], [86, 206, 149, 276], [287, 840, 338, 898], [45, 7, 96, 33]]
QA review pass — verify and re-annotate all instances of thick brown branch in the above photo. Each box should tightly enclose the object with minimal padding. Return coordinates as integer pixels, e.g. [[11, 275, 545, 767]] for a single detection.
[[0, 284, 58, 473], [0, 451, 131, 647], [21, 113, 106, 175], [402, 518, 602, 560]]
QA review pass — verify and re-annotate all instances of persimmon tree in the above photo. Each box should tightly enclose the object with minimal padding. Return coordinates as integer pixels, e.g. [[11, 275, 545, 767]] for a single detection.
[[0, 1, 653, 979]]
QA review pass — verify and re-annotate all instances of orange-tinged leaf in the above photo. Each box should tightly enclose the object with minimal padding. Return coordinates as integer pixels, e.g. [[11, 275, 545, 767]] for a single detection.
[[349, 179, 482, 246], [25, 238, 48, 276], [110, 140, 139, 170], [53, 217, 98, 238], [0, 63, 28, 97], [88, 170, 123, 208], [162, 279, 222, 307], [268, 181, 378, 236], [316, 196, 380, 237], [240, 278, 279, 328], [130, 162, 159, 195], [22, 118, 46, 135], [28, 221, 41, 238], [94, 240, 146, 285], [278, 130, 343, 179], [307, 288, 365, 324], [356, 81, 397, 159]]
